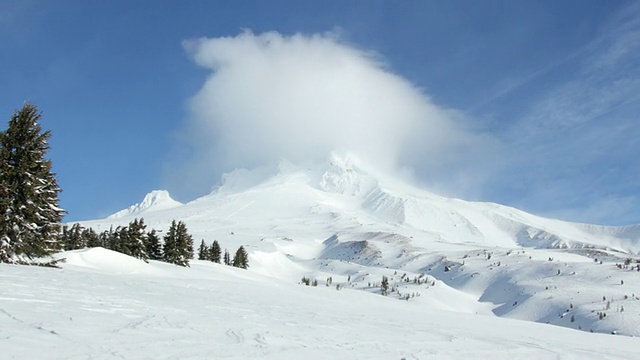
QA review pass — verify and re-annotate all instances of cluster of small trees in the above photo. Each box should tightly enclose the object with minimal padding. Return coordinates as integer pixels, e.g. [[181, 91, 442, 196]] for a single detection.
[[0, 103, 65, 264], [61, 218, 195, 267], [197, 240, 248, 269], [300, 276, 318, 286]]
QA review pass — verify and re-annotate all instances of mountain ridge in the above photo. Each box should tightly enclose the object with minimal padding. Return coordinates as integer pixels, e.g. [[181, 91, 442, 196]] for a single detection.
[[104, 152, 639, 253]]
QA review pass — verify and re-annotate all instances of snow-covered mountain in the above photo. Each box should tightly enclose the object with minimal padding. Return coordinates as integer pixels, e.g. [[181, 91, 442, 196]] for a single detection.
[[107, 190, 182, 219], [7, 152, 640, 358], [103, 152, 639, 253], [75, 152, 640, 337]]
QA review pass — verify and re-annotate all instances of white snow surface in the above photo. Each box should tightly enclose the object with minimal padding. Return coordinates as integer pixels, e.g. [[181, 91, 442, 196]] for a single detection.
[[5, 152, 640, 358], [2, 248, 640, 359]]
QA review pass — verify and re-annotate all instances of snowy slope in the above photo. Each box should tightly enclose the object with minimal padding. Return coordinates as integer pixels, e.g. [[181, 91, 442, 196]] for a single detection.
[[65, 152, 640, 339], [2, 248, 640, 360], [107, 190, 182, 219]]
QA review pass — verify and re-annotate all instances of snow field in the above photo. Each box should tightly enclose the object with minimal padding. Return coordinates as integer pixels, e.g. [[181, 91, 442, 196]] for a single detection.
[[3, 248, 640, 359]]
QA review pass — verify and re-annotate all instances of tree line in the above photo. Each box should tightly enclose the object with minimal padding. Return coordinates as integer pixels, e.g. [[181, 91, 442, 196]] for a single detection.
[[61, 218, 248, 268]]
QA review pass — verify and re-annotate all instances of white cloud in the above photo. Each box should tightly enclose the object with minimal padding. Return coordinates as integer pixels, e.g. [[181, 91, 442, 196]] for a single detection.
[[169, 31, 495, 198]]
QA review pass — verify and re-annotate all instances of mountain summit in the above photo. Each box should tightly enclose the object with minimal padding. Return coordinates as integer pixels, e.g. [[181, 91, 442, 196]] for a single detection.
[[108, 190, 182, 219]]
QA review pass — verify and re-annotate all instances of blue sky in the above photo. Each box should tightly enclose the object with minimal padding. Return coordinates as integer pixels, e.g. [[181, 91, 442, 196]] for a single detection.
[[1, 0, 638, 225]]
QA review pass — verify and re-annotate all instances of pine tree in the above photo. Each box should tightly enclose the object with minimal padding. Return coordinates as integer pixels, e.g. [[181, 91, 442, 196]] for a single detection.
[[163, 220, 193, 267], [82, 227, 101, 248], [125, 218, 148, 261], [209, 240, 221, 263], [98, 228, 110, 249], [163, 220, 179, 264], [0, 103, 65, 262], [198, 240, 208, 260], [146, 229, 163, 260], [381, 275, 389, 296], [0, 181, 10, 262], [177, 221, 194, 262], [232, 245, 249, 269], [117, 226, 130, 255], [223, 249, 231, 265], [107, 226, 123, 253], [62, 223, 85, 250]]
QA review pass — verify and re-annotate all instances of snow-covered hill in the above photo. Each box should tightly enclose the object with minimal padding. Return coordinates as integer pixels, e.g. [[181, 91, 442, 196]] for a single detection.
[[7, 152, 640, 358], [2, 247, 639, 359]]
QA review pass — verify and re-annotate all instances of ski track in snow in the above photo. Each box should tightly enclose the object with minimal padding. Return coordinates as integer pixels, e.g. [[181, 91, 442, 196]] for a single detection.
[[225, 201, 256, 219]]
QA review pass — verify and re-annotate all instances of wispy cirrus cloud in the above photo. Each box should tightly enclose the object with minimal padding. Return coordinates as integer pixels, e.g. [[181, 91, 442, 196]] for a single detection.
[[492, 2, 640, 225]]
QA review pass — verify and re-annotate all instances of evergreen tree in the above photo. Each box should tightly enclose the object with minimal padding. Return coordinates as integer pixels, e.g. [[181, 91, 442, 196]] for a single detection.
[[59, 225, 69, 249], [178, 221, 194, 261], [223, 249, 231, 265], [232, 245, 249, 269], [117, 226, 130, 255], [198, 240, 208, 260], [107, 226, 123, 253], [0, 181, 10, 262], [98, 229, 110, 249], [62, 223, 85, 250], [163, 220, 193, 267], [0, 103, 65, 262], [163, 221, 179, 264], [125, 218, 148, 261], [99, 227, 115, 250], [381, 275, 389, 296], [209, 240, 221, 263], [82, 227, 101, 248], [146, 229, 163, 260]]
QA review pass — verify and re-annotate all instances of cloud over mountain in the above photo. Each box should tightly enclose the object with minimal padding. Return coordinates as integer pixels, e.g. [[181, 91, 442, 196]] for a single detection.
[[169, 31, 495, 199]]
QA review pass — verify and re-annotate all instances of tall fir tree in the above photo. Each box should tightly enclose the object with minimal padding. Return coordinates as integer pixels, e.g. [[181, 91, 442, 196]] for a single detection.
[[163, 220, 193, 267], [82, 227, 101, 248], [61, 223, 85, 251], [106, 226, 123, 253], [162, 221, 179, 264], [198, 240, 208, 260], [381, 275, 389, 296], [98, 228, 111, 249], [117, 226, 130, 255], [125, 218, 148, 261], [232, 245, 249, 269], [0, 103, 65, 262], [146, 229, 163, 260], [0, 183, 10, 262], [209, 240, 221, 263], [223, 249, 231, 266], [178, 221, 194, 262]]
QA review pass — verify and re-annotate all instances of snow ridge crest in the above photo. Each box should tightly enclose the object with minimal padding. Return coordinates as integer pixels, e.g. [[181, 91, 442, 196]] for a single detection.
[[107, 190, 182, 219]]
